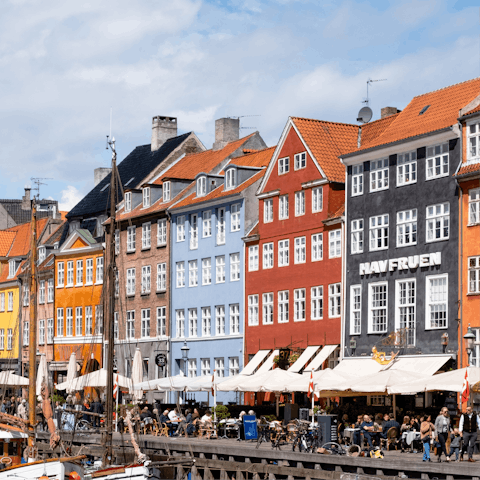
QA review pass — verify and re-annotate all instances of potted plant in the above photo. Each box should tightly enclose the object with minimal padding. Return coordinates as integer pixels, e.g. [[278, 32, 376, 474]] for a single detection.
[[272, 355, 280, 368], [288, 353, 300, 365]]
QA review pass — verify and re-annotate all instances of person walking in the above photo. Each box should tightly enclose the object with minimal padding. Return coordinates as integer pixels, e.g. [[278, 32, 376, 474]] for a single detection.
[[17, 399, 27, 420], [459, 405, 480, 462], [434, 407, 452, 462], [91, 397, 103, 428], [420, 415, 434, 462]]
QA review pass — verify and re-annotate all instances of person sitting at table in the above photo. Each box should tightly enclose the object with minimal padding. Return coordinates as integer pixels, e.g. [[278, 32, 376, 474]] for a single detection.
[[360, 415, 376, 448], [338, 414, 350, 444], [169, 407, 181, 423], [401, 416, 411, 432], [160, 409, 176, 436], [410, 416, 420, 431], [373, 413, 384, 434], [140, 406, 152, 421], [352, 414, 363, 446], [176, 410, 189, 437], [381, 413, 400, 439], [201, 410, 213, 426]]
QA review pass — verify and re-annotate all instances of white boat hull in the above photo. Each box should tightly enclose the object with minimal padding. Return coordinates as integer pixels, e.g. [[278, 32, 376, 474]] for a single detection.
[[0, 459, 83, 479], [91, 464, 161, 479]]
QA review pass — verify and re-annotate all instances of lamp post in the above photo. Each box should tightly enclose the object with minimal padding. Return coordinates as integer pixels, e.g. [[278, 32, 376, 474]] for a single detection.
[[464, 324, 475, 367], [181, 340, 189, 377]]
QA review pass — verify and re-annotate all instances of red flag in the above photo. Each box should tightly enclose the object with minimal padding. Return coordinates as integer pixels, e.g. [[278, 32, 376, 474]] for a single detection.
[[307, 371, 314, 399], [113, 374, 119, 400], [462, 369, 469, 405], [211, 369, 216, 396]]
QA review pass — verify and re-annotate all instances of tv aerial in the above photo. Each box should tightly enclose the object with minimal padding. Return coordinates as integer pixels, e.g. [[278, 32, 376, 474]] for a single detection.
[[30, 177, 53, 200], [357, 78, 387, 124]]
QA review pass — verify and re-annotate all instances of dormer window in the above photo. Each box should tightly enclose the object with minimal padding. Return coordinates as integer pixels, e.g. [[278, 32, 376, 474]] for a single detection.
[[38, 246, 46, 265], [124, 192, 132, 212], [8, 260, 19, 279], [143, 187, 150, 208], [468, 121, 480, 162], [163, 181, 171, 202], [197, 177, 206, 197], [225, 168, 236, 191]]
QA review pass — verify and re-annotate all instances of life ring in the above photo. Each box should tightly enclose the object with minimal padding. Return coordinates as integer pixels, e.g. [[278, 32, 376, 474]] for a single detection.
[[1, 457, 12, 466]]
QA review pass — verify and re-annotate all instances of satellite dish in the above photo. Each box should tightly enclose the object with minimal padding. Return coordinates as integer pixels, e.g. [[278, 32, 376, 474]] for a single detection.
[[357, 106, 373, 124]]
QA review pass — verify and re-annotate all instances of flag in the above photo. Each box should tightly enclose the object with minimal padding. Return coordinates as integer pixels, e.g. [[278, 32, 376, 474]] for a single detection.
[[462, 369, 470, 405], [113, 374, 119, 400], [211, 369, 216, 396], [307, 371, 314, 399]]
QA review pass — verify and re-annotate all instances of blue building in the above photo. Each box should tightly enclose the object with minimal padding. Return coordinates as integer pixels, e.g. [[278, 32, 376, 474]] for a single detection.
[[168, 148, 273, 404]]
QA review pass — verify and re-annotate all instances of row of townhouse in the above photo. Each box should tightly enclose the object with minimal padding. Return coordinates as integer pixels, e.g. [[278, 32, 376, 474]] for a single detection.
[[7, 78, 480, 407]]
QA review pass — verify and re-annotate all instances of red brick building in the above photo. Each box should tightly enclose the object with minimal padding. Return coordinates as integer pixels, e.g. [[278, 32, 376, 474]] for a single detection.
[[244, 117, 360, 375]]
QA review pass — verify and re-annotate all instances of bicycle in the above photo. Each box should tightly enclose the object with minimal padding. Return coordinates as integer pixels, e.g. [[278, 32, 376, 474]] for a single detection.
[[292, 425, 313, 452], [255, 422, 271, 449]]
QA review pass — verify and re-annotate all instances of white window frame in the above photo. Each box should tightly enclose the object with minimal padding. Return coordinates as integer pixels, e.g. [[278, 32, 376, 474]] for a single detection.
[[248, 295, 259, 326], [142, 222, 151, 249], [369, 214, 389, 251], [202, 307, 211, 337], [229, 357, 239, 376], [278, 290, 289, 323], [47, 318, 54, 344], [397, 209, 417, 247], [293, 288, 306, 322], [264, 199, 273, 223], [215, 305, 225, 336], [294, 236, 306, 264], [426, 142, 449, 180], [163, 181, 171, 202], [294, 151, 306, 170], [127, 226, 136, 252], [76, 260, 83, 286], [157, 219, 167, 246], [157, 263, 166, 292], [176, 262, 185, 288], [262, 293, 273, 325], [368, 282, 388, 334], [190, 214, 198, 249], [278, 156, 289, 174], [225, 168, 236, 190], [124, 192, 132, 212], [263, 243, 274, 269], [126, 310, 135, 339], [202, 258, 211, 285], [350, 285, 361, 335], [370, 158, 389, 192], [188, 308, 197, 337], [126, 267, 136, 295], [39, 319, 45, 345], [328, 229, 341, 258], [425, 274, 448, 330], [311, 233, 323, 262], [395, 278, 416, 346], [66, 261, 74, 287], [467, 121, 480, 162], [141, 265, 151, 294], [279, 195, 289, 220], [115, 229, 120, 254], [202, 210, 212, 237], [352, 164, 364, 196], [157, 306, 166, 336], [230, 253, 240, 281], [201, 358, 211, 376], [278, 239, 289, 267], [96, 257, 104, 284], [230, 303, 240, 334], [0, 293, 4, 313], [66, 307, 73, 336], [7, 329, 12, 351], [397, 151, 417, 186], [95, 305, 103, 335], [57, 262, 64, 287], [469, 256, 480, 294], [197, 176, 206, 197], [217, 208, 226, 245], [312, 187, 323, 213], [176, 309, 185, 338], [426, 202, 449, 242], [328, 283, 341, 319], [23, 320, 29, 346], [189, 260, 198, 287], [188, 359, 197, 378], [177, 216, 185, 242], [39, 280, 45, 304], [7, 292, 13, 312], [85, 306, 93, 335], [351, 219, 363, 254], [295, 191, 305, 216], [469, 188, 480, 225], [57, 308, 64, 337], [143, 187, 150, 208], [311, 286, 323, 321], [231, 203, 241, 232], [215, 357, 225, 377], [85, 258, 93, 285], [248, 245, 259, 271], [47, 279, 54, 303], [215, 256, 225, 283]]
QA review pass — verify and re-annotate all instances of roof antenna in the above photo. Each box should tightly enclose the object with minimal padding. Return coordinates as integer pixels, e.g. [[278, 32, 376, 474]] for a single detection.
[[357, 78, 387, 124], [30, 177, 53, 200], [228, 114, 261, 129]]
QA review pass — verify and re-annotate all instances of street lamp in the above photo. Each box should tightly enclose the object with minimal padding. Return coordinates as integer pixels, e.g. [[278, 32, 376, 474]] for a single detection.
[[181, 340, 189, 376], [464, 324, 476, 366]]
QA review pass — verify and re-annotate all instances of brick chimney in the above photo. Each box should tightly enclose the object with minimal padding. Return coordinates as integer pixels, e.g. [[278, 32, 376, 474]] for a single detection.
[[213, 118, 240, 151], [381, 107, 400, 119], [151, 116, 178, 152], [21, 187, 31, 210]]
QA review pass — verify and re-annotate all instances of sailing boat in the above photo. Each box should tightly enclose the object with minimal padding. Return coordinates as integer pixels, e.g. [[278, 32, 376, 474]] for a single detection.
[[0, 202, 86, 479]]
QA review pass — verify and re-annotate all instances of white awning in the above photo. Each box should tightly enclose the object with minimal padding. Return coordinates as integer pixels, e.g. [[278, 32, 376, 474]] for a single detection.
[[256, 349, 279, 374], [240, 349, 271, 375], [334, 355, 451, 377], [303, 345, 338, 372], [288, 346, 321, 373]]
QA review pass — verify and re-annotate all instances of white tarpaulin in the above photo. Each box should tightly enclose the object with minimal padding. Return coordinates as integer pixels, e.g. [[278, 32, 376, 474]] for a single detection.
[[56, 369, 132, 391], [131, 348, 143, 401], [36, 354, 48, 395], [65, 352, 78, 395], [285, 368, 355, 393], [288, 346, 321, 373], [218, 369, 303, 392], [390, 367, 480, 395], [304, 345, 338, 372], [0, 370, 28, 387], [240, 350, 271, 375], [256, 349, 279, 374], [349, 369, 431, 394]]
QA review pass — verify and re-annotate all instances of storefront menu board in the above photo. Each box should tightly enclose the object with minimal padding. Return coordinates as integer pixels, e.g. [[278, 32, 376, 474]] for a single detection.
[[243, 415, 258, 440]]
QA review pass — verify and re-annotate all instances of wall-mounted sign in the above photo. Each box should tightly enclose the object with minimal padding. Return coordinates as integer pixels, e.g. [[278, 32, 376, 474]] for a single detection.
[[155, 353, 167, 367], [360, 252, 441, 276]]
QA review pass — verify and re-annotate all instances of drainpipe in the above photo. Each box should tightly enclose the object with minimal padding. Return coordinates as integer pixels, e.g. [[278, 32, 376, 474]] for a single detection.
[[166, 209, 173, 404], [340, 168, 347, 361], [455, 121, 463, 369]]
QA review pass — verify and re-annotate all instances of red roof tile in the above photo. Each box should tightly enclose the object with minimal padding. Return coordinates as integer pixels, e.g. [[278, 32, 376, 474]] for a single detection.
[[3, 218, 49, 258], [355, 77, 480, 153], [456, 162, 480, 178], [245, 222, 259, 238], [291, 118, 359, 183], [228, 147, 275, 168], [0, 232, 16, 257]]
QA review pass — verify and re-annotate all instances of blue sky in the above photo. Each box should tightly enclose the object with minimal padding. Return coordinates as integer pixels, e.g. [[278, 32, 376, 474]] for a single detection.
[[0, 0, 479, 210]]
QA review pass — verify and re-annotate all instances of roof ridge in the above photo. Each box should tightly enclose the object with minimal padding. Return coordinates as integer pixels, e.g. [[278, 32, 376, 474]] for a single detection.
[[412, 76, 480, 99], [291, 117, 359, 128]]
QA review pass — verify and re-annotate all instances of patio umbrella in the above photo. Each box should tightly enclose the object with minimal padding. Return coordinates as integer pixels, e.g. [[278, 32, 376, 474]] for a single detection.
[[55, 368, 132, 391], [0, 371, 28, 387], [132, 373, 187, 392], [216, 374, 245, 392], [131, 348, 143, 402], [65, 352, 78, 394], [349, 369, 431, 394], [389, 367, 480, 395], [36, 354, 48, 395], [283, 368, 355, 393], [184, 375, 229, 392], [219, 369, 303, 393]]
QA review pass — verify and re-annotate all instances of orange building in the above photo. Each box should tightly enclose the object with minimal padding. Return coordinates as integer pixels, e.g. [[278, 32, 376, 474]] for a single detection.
[[54, 229, 104, 381], [457, 103, 480, 369]]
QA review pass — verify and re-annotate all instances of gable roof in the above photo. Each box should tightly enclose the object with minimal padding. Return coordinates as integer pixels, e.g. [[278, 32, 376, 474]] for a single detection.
[[347, 77, 480, 155], [2, 218, 49, 258], [0, 198, 58, 226], [152, 133, 257, 185], [0, 232, 17, 257], [67, 132, 194, 219]]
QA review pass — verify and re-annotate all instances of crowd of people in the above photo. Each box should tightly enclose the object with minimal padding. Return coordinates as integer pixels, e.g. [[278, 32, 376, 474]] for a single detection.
[[0, 396, 28, 420], [339, 406, 480, 463]]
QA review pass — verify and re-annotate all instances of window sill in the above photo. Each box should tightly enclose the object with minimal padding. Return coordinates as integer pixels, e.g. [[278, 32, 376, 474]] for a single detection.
[[467, 292, 480, 296], [396, 181, 417, 188], [294, 319, 306, 322], [467, 223, 480, 227], [425, 174, 449, 182], [157, 243, 167, 248], [329, 255, 342, 260], [75, 283, 83, 287], [312, 317, 323, 321], [65, 285, 73, 289], [126, 250, 136, 254], [395, 243, 417, 248], [94, 281, 103, 285], [141, 247, 151, 251], [126, 294, 135, 298], [141, 292, 151, 296], [56, 285, 64, 289], [85, 282, 93, 286], [425, 238, 449, 244], [156, 289, 167, 294], [369, 187, 389, 194]]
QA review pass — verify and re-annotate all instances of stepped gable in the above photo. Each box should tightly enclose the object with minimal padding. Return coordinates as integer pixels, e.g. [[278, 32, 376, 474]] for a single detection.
[[67, 132, 192, 219], [352, 77, 480, 153], [291, 118, 359, 183]]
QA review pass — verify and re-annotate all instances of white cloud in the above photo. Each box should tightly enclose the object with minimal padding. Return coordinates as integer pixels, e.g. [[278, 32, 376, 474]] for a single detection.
[[59, 185, 84, 212]]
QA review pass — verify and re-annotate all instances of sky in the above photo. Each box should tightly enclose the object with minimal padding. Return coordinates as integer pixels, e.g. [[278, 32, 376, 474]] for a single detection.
[[0, 0, 479, 211]]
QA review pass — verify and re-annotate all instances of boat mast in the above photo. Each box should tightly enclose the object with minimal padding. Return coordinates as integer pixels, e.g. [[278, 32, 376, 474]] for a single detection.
[[28, 200, 37, 447], [102, 137, 117, 466]]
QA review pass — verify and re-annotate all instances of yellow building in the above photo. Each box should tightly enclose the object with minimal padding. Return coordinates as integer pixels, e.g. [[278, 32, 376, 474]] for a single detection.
[[0, 269, 20, 368]]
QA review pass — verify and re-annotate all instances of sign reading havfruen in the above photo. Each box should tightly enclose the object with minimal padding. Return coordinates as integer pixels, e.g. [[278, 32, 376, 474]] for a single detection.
[[359, 252, 441, 276]]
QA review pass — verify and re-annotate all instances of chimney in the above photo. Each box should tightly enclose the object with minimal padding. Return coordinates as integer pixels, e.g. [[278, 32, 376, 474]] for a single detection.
[[21, 187, 31, 210], [381, 106, 400, 119], [94, 168, 112, 187], [213, 118, 240, 151], [151, 116, 178, 152]]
